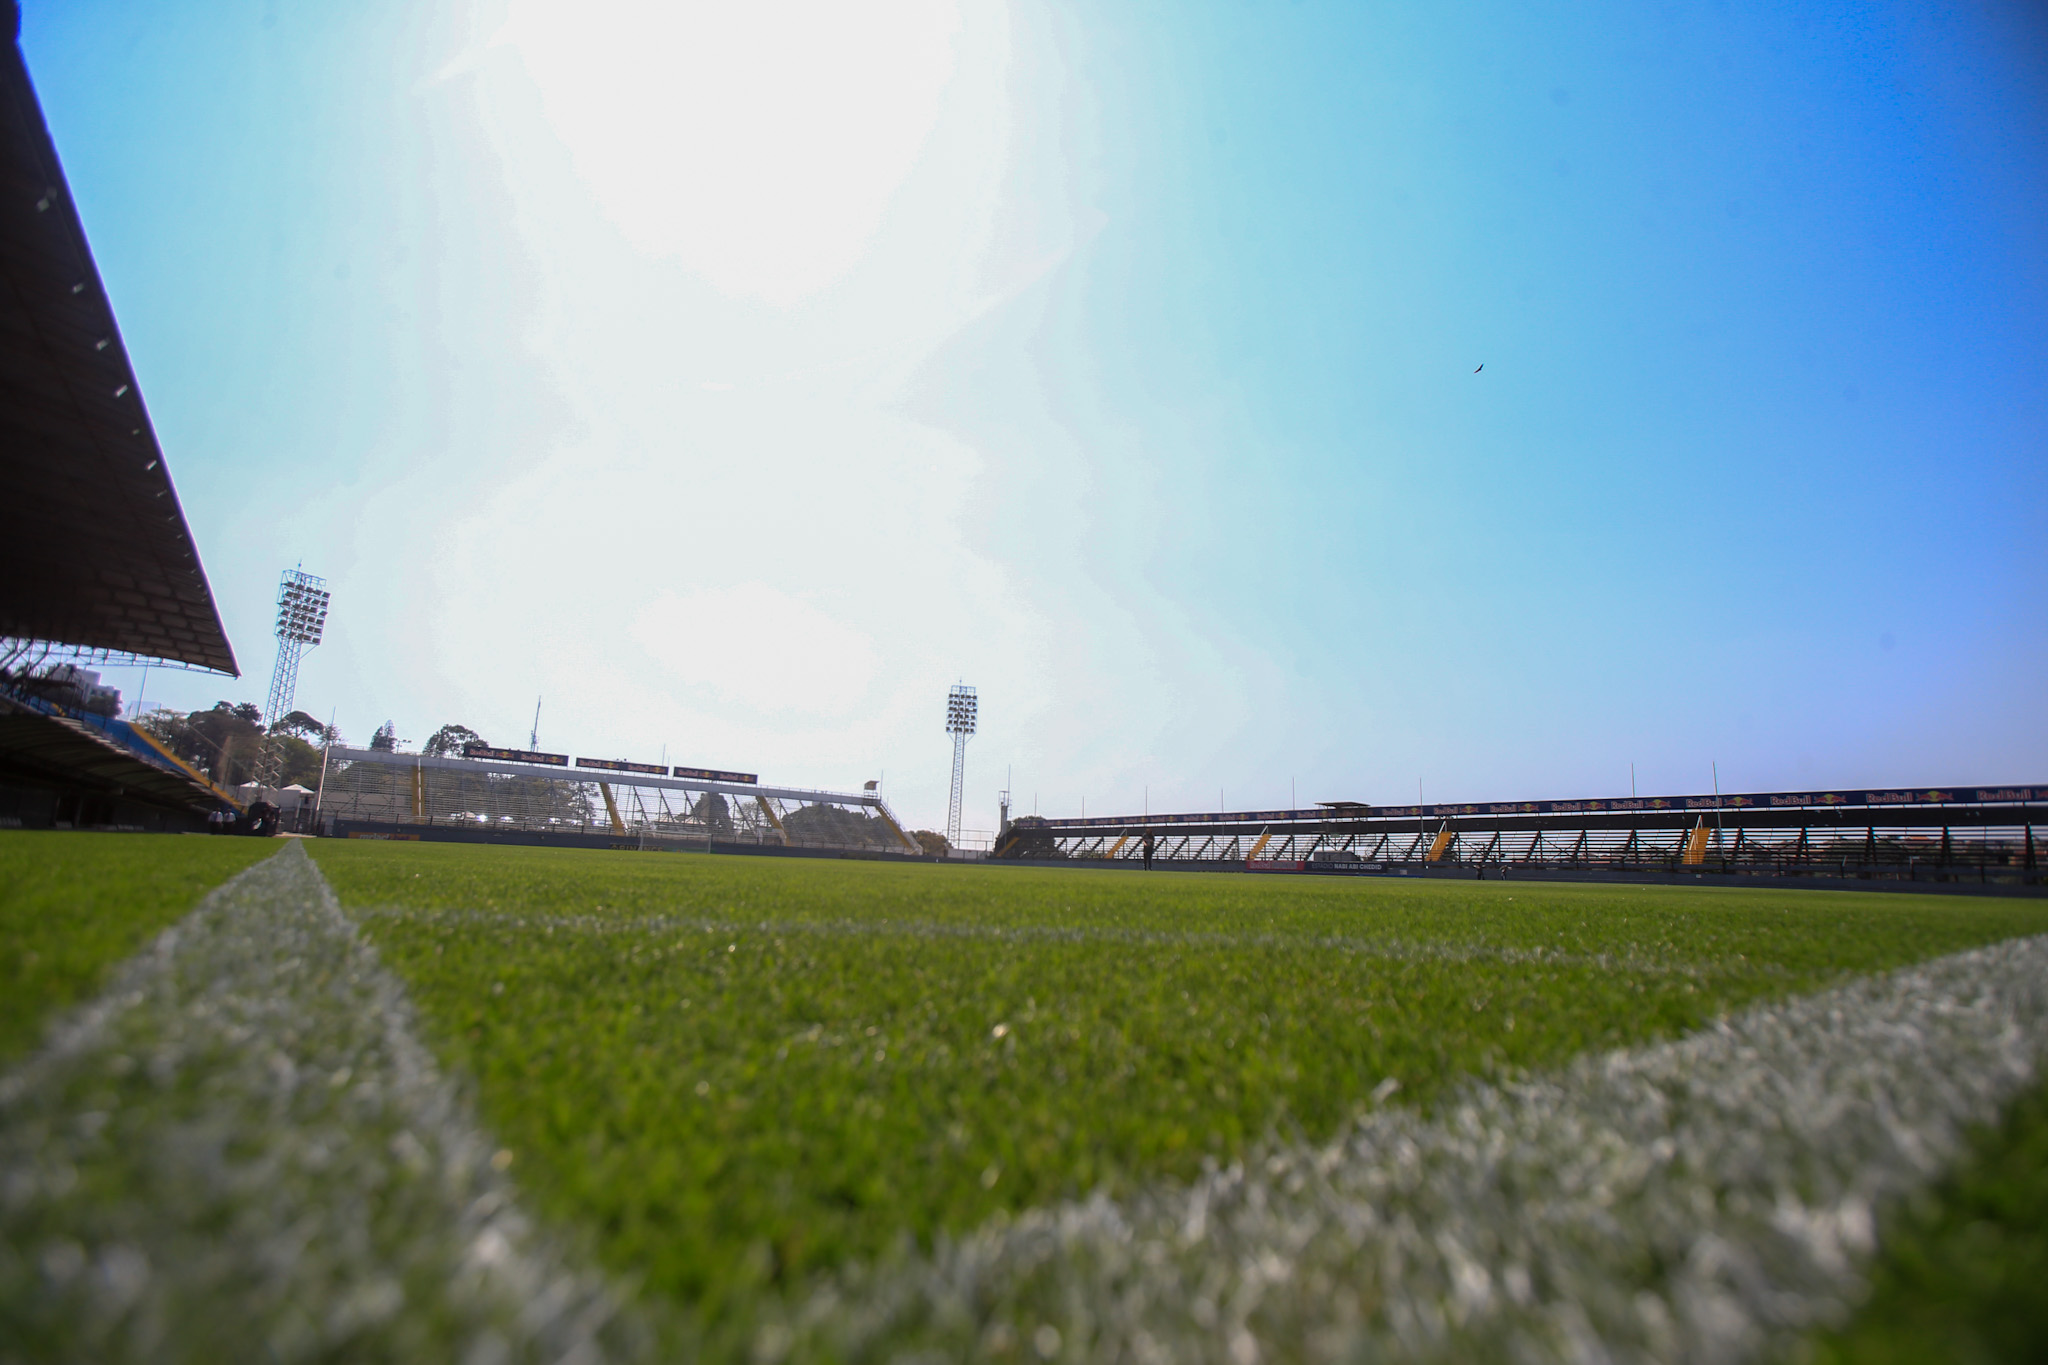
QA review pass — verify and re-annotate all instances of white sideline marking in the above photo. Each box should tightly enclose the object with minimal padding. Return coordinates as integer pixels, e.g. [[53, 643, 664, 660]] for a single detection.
[[0, 842, 638, 1362], [774, 932, 2048, 1364]]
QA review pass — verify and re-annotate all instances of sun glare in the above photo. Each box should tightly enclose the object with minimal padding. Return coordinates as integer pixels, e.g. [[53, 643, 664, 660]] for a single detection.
[[501, 0, 964, 303]]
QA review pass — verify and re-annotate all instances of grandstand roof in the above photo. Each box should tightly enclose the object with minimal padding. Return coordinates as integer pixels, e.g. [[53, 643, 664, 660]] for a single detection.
[[0, 8, 237, 675]]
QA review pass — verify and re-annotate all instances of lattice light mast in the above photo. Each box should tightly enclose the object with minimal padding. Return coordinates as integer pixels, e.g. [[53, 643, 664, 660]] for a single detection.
[[257, 568, 331, 785], [944, 684, 977, 850]]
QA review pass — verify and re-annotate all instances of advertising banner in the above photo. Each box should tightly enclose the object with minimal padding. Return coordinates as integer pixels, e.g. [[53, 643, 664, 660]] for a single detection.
[[461, 745, 570, 767], [672, 766, 759, 785], [575, 757, 667, 776]]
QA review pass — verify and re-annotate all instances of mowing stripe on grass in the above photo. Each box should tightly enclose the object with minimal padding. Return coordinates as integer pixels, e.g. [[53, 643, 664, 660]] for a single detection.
[[356, 904, 1759, 980], [774, 932, 2048, 1365], [0, 841, 639, 1364]]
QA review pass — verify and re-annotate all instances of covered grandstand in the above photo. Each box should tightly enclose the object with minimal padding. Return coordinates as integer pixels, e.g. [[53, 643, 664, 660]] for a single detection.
[[0, 6, 241, 830], [318, 747, 922, 856], [996, 785, 2045, 889]]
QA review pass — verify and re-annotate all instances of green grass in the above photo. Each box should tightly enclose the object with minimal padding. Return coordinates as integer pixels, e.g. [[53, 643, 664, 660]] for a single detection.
[[306, 839, 2048, 1326], [0, 831, 275, 1063], [1809, 1073, 2048, 1365]]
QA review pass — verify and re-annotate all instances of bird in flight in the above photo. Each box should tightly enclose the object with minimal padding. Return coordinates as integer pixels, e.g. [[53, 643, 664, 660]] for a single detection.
[[1473, 363, 1483, 373]]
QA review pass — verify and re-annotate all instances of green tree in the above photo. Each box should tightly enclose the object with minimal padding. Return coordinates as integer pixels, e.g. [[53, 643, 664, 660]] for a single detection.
[[369, 721, 398, 752], [272, 734, 326, 788], [270, 710, 335, 744], [423, 724, 484, 758], [141, 702, 268, 785]]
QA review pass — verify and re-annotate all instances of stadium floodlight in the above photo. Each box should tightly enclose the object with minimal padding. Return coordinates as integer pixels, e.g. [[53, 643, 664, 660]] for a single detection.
[[257, 568, 331, 786], [944, 684, 976, 850]]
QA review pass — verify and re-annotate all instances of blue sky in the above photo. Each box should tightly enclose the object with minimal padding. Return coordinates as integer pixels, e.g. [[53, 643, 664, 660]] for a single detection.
[[23, 0, 2047, 832]]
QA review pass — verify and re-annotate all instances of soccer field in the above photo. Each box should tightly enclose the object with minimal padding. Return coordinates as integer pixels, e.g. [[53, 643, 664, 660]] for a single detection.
[[305, 843, 2045, 1334], [4, 834, 2045, 1362]]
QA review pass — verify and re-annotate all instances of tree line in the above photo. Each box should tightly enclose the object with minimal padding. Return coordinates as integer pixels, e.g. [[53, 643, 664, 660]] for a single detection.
[[134, 704, 336, 789], [132, 710, 499, 791]]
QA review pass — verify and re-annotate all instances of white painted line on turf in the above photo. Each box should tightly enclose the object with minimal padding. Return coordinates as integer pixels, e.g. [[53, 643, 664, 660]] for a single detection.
[[770, 932, 2048, 1365], [0, 841, 640, 1363]]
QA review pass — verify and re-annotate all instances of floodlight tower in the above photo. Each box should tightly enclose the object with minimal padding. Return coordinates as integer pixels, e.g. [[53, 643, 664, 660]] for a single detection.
[[256, 568, 331, 785], [944, 684, 977, 850]]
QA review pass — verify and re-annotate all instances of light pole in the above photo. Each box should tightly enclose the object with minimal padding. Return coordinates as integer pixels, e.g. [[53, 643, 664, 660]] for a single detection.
[[257, 568, 330, 786], [944, 684, 977, 851]]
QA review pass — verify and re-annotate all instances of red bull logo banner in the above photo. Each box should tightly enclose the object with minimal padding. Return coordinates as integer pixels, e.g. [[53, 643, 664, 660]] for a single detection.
[[575, 757, 667, 776], [672, 766, 760, 785], [461, 745, 570, 767]]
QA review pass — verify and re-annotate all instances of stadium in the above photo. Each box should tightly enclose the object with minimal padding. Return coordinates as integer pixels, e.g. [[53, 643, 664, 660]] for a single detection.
[[0, 6, 240, 835], [997, 784, 2043, 888], [317, 742, 921, 855], [3, 6, 2046, 1365]]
